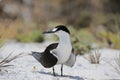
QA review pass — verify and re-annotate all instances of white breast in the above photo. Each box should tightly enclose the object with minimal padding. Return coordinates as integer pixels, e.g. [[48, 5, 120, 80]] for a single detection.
[[52, 45, 72, 64]]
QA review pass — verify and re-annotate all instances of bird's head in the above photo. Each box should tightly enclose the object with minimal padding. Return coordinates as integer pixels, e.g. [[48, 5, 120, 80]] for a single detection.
[[43, 25, 70, 37]]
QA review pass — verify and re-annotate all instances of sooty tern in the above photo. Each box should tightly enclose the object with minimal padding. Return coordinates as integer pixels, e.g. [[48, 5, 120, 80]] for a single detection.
[[32, 25, 76, 76]]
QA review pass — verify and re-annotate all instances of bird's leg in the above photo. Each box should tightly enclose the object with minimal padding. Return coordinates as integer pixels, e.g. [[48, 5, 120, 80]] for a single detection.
[[61, 64, 63, 76], [52, 67, 56, 76]]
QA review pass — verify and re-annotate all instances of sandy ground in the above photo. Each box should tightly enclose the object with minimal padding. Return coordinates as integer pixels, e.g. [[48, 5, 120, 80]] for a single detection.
[[0, 41, 120, 80]]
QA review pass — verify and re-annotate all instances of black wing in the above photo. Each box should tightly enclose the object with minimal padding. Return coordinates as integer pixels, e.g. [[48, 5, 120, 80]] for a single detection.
[[32, 43, 58, 68], [45, 43, 58, 51]]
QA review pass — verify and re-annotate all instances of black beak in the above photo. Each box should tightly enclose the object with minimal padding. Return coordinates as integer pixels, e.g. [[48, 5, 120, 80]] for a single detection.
[[43, 30, 54, 34]]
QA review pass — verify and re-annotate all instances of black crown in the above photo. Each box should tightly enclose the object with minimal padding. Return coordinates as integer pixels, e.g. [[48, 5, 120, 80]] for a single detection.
[[55, 25, 70, 34]]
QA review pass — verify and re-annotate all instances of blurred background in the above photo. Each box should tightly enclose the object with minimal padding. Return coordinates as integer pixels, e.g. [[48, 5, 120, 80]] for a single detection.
[[0, 0, 120, 55]]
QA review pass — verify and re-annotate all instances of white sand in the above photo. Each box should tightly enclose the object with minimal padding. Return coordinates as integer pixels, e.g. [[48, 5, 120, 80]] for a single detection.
[[0, 41, 120, 80]]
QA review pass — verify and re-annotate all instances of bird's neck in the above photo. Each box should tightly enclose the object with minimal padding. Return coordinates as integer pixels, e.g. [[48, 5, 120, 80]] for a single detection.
[[57, 34, 72, 49]]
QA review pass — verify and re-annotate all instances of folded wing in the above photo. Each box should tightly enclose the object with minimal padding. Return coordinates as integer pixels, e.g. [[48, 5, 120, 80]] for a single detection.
[[64, 53, 76, 67]]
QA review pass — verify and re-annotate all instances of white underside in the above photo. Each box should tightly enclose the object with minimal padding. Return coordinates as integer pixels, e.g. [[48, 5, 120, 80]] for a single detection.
[[52, 44, 76, 67], [52, 49, 76, 67], [52, 45, 72, 64]]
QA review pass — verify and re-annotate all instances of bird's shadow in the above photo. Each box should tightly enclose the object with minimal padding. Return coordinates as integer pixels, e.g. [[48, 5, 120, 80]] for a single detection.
[[37, 71, 84, 80]]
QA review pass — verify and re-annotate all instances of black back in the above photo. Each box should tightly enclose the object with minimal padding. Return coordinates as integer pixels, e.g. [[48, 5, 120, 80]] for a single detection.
[[55, 25, 70, 34], [32, 43, 58, 68]]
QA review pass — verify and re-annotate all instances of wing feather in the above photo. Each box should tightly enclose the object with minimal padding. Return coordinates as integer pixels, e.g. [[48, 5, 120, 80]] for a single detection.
[[32, 43, 58, 68]]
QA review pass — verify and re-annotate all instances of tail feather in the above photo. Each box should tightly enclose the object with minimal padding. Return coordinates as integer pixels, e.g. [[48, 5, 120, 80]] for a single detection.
[[31, 52, 42, 62]]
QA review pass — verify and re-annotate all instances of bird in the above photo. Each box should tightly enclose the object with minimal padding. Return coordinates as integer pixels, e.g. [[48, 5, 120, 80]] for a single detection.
[[31, 25, 76, 76]]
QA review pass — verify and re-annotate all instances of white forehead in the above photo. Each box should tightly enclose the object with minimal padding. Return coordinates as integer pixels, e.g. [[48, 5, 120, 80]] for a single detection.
[[52, 28, 57, 32]]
